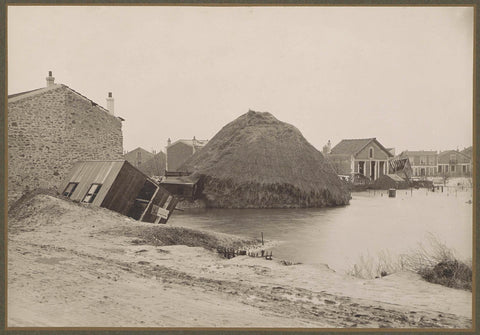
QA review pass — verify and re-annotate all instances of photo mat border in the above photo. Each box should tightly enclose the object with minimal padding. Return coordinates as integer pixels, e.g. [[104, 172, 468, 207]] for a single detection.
[[0, 0, 478, 334]]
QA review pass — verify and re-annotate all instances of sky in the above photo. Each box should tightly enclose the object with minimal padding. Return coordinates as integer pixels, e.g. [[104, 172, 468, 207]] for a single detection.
[[7, 5, 474, 154]]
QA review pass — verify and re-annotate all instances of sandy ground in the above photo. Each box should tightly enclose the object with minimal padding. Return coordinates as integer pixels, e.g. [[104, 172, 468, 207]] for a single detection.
[[7, 194, 472, 328]]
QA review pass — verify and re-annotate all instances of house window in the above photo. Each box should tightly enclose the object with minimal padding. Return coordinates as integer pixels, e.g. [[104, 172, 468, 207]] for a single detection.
[[451, 165, 455, 172], [82, 183, 102, 203], [445, 165, 449, 172], [63, 182, 78, 197], [463, 165, 467, 173], [369, 148, 374, 158], [438, 165, 442, 173]]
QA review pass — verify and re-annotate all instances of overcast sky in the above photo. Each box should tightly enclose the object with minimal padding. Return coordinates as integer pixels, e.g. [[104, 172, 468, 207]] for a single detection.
[[8, 5, 473, 154]]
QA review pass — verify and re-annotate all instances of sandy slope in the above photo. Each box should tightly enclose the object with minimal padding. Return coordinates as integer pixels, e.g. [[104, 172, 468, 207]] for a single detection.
[[7, 195, 472, 328]]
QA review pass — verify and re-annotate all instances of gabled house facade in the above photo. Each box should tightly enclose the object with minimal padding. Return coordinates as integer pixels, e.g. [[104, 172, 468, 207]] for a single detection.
[[124, 147, 155, 168], [329, 138, 394, 181], [8, 72, 124, 202], [165, 137, 208, 172]]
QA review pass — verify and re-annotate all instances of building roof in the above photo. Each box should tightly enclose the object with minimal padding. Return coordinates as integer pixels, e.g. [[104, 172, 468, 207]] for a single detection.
[[8, 83, 124, 121], [160, 175, 201, 185], [330, 138, 393, 157], [438, 150, 471, 160], [386, 174, 406, 182], [166, 139, 208, 149], [400, 150, 437, 156]]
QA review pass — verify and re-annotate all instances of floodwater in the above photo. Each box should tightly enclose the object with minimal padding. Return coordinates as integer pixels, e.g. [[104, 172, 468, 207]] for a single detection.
[[168, 187, 473, 273]]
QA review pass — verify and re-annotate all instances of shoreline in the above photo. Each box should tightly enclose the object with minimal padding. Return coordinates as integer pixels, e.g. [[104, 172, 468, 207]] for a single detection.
[[7, 194, 472, 328]]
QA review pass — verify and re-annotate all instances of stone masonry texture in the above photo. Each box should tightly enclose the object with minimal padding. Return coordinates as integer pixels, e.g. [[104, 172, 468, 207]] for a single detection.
[[8, 85, 123, 203]]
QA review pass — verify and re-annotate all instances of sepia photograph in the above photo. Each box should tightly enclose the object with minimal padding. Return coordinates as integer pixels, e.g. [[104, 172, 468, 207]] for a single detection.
[[4, 2, 476, 331]]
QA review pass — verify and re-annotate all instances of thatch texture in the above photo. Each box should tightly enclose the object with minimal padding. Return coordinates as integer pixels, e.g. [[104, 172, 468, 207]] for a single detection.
[[180, 110, 350, 208]]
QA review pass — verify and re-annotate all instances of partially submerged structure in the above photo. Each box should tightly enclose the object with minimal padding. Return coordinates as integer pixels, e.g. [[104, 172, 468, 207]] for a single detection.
[[180, 110, 350, 208], [372, 174, 409, 190], [388, 157, 412, 181], [61, 160, 177, 223]]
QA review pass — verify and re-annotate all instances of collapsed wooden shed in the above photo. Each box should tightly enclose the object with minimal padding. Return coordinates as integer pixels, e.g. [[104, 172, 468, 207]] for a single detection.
[[60, 160, 177, 223]]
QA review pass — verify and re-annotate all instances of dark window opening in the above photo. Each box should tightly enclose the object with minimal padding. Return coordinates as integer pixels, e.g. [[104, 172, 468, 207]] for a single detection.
[[63, 182, 78, 197], [358, 161, 365, 175], [369, 148, 374, 158], [82, 183, 102, 203]]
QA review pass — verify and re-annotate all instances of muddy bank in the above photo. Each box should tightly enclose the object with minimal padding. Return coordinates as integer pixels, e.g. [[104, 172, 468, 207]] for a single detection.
[[8, 194, 472, 328]]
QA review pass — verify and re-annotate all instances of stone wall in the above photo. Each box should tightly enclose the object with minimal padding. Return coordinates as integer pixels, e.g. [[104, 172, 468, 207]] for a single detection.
[[8, 85, 123, 202]]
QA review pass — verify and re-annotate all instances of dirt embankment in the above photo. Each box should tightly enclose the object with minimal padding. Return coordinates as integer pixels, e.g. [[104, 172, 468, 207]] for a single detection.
[[7, 194, 472, 328]]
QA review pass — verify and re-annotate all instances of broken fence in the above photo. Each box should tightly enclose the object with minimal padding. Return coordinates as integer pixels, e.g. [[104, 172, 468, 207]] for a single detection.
[[216, 247, 273, 260]]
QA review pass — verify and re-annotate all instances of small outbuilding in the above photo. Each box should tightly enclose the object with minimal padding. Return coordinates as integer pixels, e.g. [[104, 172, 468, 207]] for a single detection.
[[60, 160, 177, 223], [372, 174, 409, 190]]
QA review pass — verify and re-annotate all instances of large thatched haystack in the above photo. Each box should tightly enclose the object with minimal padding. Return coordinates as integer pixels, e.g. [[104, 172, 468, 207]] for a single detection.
[[181, 110, 350, 208]]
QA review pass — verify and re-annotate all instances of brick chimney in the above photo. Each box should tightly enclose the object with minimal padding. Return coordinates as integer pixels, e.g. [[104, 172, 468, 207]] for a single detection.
[[106, 92, 114, 115], [46, 71, 55, 87], [167, 138, 171, 146]]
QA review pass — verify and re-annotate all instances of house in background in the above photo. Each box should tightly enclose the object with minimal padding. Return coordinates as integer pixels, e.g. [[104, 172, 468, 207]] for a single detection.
[[8, 71, 124, 203], [398, 151, 438, 178], [138, 152, 167, 177], [165, 137, 208, 172], [461, 146, 472, 159], [329, 138, 393, 181], [61, 160, 177, 223], [437, 150, 472, 177], [124, 147, 155, 168]]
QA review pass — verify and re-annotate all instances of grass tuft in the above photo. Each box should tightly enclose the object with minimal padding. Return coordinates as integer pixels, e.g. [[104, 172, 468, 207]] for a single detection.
[[347, 234, 472, 291]]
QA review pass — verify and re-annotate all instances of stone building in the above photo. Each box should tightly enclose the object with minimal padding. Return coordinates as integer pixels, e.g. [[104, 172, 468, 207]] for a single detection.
[[8, 72, 124, 202], [165, 137, 208, 172]]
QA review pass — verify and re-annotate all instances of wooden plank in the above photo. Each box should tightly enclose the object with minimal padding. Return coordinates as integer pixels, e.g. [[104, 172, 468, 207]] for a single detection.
[[139, 186, 159, 222]]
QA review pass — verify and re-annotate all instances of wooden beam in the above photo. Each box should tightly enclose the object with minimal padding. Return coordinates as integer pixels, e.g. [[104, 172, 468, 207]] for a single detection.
[[139, 186, 160, 222]]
